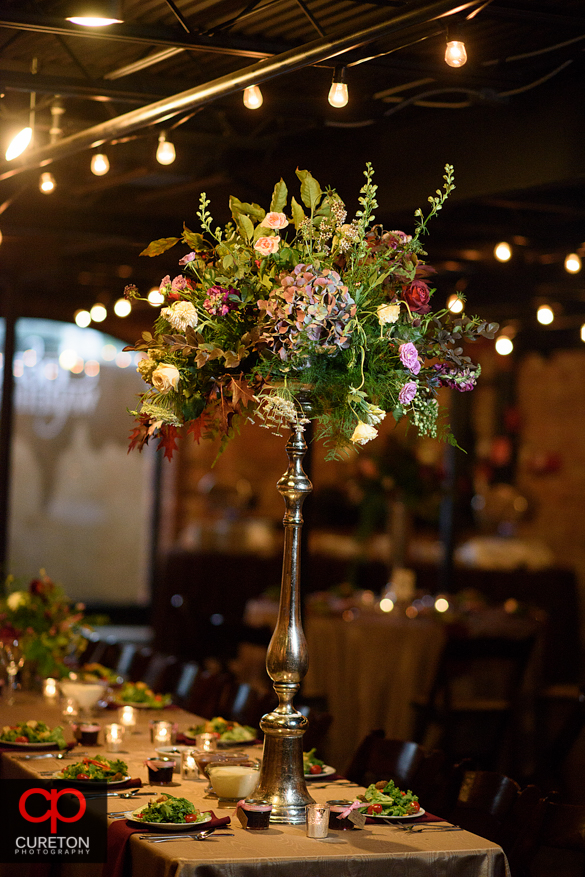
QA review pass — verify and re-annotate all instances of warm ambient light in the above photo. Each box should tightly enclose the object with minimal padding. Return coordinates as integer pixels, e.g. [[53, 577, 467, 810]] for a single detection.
[[74, 309, 91, 328], [91, 152, 110, 176], [156, 132, 176, 165], [6, 127, 33, 161], [66, 0, 122, 26], [379, 597, 394, 613], [447, 293, 464, 313], [565, 253, 582, 274], [581, 323, 585, 343], [494, 241, 512, 262], [148, 289, 165, 305], [114, 298, 131, 317], [90, 304, 107, 322], [0, 229, 3, 246], [39, 172, 56, 193], [434, 597, 450, 613], [243, 85, 263, 109], [328, 67, 348, 108], [537, 304, 554, 325], [445, 39, 467, 67], [495, 336, 514, 356]]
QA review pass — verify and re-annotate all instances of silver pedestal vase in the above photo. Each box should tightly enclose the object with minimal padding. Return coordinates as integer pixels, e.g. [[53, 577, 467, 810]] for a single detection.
[[248, 421, 315, 823]]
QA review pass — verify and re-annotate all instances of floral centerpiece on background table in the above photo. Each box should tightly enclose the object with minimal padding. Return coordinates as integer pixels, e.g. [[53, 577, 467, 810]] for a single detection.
[[125, 164, 497, 459], [0, 571, 88, 679]]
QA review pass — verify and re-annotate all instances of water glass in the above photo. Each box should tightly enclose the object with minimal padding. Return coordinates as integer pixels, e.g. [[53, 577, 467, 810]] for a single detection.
[[105, 723, 125, 752]]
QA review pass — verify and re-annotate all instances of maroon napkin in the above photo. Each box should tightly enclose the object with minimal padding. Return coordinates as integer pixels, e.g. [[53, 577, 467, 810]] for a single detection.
[[103, 812, 230, 877]]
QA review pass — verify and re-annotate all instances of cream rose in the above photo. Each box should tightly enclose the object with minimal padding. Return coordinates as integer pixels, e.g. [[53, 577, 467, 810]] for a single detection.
[[350, 422, 378, 445], [7, 590, 28, 611], [152, 363, 180, 393], [260, 212, 289, 230], [254, 236, 280, 256], [161, 301, 199, 332], [377, 303, 401, 325]]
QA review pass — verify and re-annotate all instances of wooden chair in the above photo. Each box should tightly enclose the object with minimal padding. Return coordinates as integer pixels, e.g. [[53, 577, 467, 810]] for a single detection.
[[228, 683, 277, 729], [173, 661, 200, 706], [301, 709, 333, 755], [500, 784, 546, 877], [344, 731, 444, 799], [450, 769, 520, 844], [523, 797, 585, 877], [142, 652, 180, 693], [183, 669, 238, 720], [412, 633, 537, 770], [126, 646, 155, 682]]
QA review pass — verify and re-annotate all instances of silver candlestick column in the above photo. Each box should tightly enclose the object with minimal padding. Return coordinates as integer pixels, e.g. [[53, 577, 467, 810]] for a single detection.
[[248, 421, 315, 823]]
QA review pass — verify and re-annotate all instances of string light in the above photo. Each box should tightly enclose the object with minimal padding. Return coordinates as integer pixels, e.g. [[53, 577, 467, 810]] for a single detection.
[[113, 298, 131, 317], [445, 39, 467, 67], [0, 229, 3, 246], [66, 0, 122, 26], [91, 152, 110, 176], [565, 253, 582, 274], [39, 172, 56, 193], [90, 303, 107, 322], [494, 241, 512, 262], [328, 67, 348, 108], [156, 132, 176, 165], [147, 288, 164, 305], [581, 323, 585, 343], [74, 309, 91, 328], [243, 85, 263, 109], [447, 293, 464, 313], [495, 335, 514, 356], [6, 127, 32, 161], [536, 304, 554, 325]]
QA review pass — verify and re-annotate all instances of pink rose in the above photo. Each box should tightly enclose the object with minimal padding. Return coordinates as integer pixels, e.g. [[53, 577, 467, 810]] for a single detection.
[[398, 381, 417, 405], [254, 236, 280, 257], [178, 252, 196, 265], [399, 342, 421, 375], [260, 212, 289, 230]]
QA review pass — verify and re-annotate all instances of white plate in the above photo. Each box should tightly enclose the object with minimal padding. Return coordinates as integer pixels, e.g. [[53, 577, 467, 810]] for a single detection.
[[0, 740, 59, 749], [51, 772, 132, 787], [360, 807, 426, 821], [128, 808, 212, 830], [184, 732, 257, 747], [304, 764, 336, 780], [155, 746, 192, 757]]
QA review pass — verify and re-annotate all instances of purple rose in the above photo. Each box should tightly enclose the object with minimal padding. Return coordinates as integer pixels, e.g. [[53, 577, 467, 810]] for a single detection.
[[399, 381, 417, 406], [179, 252, 197, 265], [399, 342, 421, 375]]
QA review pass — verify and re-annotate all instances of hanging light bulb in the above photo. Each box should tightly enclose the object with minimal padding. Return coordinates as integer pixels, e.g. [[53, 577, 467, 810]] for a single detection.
[[565, 252, 582, 274], [6, 127, 33, 161], [156, 132, 176, 165], [494, 241, 512, 262], [66, 0, 122, 26], [91, 152, 110, 176], [328, 66, 348, 108], [243, 85, 263, 110], [495, 335, 514, 356], [74, 309, 91, 328], [537, 304, 554, 325], [148, 288, 165, 306], [0, 229, 3, 246], [581, 323, 585, 343], [114, 298, 131, 317], [445, 38, 467, 67], [447, 293, 464, 313], [90, 303, 107, 322], [39, 172, 56, 193]]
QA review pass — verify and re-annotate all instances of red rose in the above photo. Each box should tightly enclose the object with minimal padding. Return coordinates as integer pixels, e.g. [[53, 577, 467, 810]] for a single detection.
[[402, 279, 431, 314]]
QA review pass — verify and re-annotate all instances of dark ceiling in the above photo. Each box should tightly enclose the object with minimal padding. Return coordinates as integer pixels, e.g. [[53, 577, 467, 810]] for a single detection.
[[0, 0, 583, 351]]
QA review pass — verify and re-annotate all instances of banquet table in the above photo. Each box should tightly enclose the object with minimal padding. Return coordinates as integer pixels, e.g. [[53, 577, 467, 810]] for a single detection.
[[0, 693, 510, 877]]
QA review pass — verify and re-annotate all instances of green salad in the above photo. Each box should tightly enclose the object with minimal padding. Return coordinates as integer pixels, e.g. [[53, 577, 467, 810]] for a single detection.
[[117, 681, 172, 708], [134, 794, 210, 824], [187, 717, 255, 742], [0, 720, 66, 749], [303, 748, 325, 774], [57, 755, 128, 782], [358, 780, 421, 817]]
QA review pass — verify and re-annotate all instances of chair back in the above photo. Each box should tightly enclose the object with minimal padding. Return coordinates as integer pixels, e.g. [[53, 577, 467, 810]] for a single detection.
[[451, 769, 520, 843]]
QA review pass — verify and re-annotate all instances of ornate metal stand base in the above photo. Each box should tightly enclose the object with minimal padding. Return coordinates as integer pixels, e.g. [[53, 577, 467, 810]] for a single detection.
[[248, 424, 315, 823]]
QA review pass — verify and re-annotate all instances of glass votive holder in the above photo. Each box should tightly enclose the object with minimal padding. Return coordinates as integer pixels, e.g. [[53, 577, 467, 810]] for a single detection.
[[181, 749, 200, 781], [43, 677, 58, 700], [146, 757, 176, 785], [152, 721, 173, 747], [328, 802, 356, 830], [62, 697, 79, 719], [105, 723, 125, 753], [306, 803, 330, 838], [236, 800, 272, 830], [75, 723, 101, 746], [196, 732, 217, 752], [118, 706, 137, 732]]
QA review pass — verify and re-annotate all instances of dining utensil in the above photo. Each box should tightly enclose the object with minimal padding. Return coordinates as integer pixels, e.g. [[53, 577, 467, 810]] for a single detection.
[[17, 751, 88, 761], [397, 824, 462, 832], [142, 830, 234, 842]]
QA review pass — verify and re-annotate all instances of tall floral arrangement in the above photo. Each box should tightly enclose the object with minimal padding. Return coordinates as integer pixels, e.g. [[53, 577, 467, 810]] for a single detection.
[[125, 164, 497, 459], [0, 572, 88, 679]]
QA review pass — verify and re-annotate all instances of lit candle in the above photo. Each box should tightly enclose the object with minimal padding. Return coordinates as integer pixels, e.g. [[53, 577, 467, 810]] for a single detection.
[[152, 721, 173, 746], [62, 697, 79, 718], [196, 732, 217, 753], [181, 749, 200, 781], [105, 723, 125, 753], [43, 678, 58, 700], [118, 706, 137, 731], [306, 803, 330, 838]]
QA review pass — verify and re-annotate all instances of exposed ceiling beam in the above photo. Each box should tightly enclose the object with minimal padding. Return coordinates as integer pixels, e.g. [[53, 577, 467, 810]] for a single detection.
[[0, 0, 485, 184], [0, 10, 290, 59], [0, 69, 172, 103]]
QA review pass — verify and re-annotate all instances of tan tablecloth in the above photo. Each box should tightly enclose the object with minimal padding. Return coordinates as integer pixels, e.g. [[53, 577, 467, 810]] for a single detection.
[[303, 614, 446, 771], [0, 693, 509, 877]]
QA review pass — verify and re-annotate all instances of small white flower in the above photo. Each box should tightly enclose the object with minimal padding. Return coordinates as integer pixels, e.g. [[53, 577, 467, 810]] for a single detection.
[[152, 364, 180, 393], [351, 422, 378, 445], [377, 303, 401, 325], [365, 404, 386, 426], [161, 301, 199, 332], [6, 591, 27, 612]]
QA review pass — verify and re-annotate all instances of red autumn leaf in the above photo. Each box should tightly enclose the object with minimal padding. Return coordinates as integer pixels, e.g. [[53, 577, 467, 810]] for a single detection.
[[230, 375, 256, 410], [128, 419, 151, 453], [156, 425, 179, 461], [186, 414, 209, 443]]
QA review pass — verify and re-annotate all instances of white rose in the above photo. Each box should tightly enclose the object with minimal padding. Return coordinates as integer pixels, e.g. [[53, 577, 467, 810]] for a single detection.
[[152, 364, 180, 393], [161, 301, 199, 332], [6, 590, 27, 611], [350, 422, 378, 445], [377, 303, 401, 325], [366, 404, 386, 426]]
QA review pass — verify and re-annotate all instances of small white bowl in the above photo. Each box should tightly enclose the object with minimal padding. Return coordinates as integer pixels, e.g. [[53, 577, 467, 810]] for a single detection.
[[60, 680, 105, 711]]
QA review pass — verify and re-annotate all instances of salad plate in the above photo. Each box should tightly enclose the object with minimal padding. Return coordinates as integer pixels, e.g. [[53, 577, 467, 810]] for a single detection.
[[1, 740, 58, 750], [305, 764, 336, 780], [360, 807, 426, 821], [128, 807, 212, 831], [52, 773, 132, 787]]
